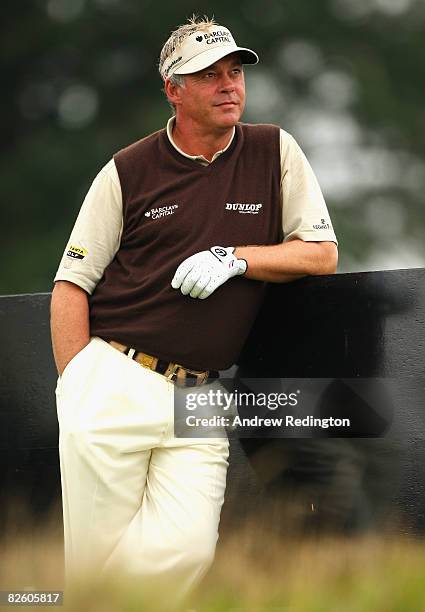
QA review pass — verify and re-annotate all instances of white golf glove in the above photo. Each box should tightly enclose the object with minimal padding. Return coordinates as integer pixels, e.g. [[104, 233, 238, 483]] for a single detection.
[[171, 246, 247, 299]]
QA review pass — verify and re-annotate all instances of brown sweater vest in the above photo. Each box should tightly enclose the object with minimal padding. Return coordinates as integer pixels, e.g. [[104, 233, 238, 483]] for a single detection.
[[89, 123, 281, 370]]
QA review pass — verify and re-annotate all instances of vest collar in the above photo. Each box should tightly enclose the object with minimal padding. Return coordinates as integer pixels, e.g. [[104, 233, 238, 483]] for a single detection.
[[166, 117, 235, 166]]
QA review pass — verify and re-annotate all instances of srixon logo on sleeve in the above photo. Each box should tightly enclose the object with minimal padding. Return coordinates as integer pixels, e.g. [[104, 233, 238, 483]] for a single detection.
[[225, 203, 263, 214], [313, 218, 331, 229]]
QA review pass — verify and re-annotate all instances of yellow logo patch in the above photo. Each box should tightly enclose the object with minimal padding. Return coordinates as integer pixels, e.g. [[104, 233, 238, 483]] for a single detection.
[[66, 245, 88, 260]]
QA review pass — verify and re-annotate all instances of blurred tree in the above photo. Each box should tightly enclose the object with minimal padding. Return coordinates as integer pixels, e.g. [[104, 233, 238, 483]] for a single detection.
[[1, 0, 424, 293]]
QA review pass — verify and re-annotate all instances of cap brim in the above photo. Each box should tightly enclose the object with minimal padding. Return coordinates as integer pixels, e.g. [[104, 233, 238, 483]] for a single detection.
[[173, 46, 259, 76]]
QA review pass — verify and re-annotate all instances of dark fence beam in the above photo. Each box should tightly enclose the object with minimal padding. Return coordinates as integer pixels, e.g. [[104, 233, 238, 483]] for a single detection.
[[0, 269, 424, 535]]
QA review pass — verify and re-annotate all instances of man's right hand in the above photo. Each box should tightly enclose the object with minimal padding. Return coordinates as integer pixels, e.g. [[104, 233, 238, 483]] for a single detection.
[[58, 343, 90, 377]]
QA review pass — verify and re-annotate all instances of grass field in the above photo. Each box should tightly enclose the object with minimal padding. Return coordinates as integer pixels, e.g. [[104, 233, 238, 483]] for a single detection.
[[1, 503, 425, 611]]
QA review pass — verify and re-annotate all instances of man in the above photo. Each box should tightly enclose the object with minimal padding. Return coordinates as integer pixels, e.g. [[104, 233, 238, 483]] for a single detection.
[[51, 15, 337, 596]]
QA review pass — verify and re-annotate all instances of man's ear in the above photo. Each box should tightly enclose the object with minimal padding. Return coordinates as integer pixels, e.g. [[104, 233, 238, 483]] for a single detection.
[[164, 77, 183, 108]]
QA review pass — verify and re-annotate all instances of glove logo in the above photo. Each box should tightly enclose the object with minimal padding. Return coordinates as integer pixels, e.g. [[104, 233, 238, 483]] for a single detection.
[[212, 247, 227, 258]]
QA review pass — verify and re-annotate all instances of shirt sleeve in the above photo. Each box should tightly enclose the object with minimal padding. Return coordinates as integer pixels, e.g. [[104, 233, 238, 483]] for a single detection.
[[53, 159, 123, 294], [280, 129, 338, 245]]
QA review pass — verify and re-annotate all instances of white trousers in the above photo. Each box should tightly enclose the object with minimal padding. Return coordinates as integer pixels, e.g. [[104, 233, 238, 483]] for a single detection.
[[56, 337, 229, 596]]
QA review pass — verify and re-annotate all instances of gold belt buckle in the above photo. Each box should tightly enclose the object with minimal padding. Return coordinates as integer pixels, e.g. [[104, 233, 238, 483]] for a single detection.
[[164, 362, 179, 380], [197, 371, 209, 385], [140, 353, 155, 369]]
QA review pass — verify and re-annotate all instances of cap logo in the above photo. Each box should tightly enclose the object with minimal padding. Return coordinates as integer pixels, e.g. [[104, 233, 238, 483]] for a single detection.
[[196, 36, 203, 42], [164, 55, 182, 77], [202, 30, 232, 45]]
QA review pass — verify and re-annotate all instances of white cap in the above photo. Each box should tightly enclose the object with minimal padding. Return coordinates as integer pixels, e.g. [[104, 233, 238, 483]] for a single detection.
[[161, 24, 259, 80]]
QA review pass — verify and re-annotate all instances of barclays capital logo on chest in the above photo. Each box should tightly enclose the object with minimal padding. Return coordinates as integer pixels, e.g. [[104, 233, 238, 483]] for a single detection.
[[225, 202, 263, 215], [145, 204, 179, 220]]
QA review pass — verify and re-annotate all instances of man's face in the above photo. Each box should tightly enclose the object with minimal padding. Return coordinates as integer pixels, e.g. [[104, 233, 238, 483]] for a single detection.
[[173, 52, 246, 131]]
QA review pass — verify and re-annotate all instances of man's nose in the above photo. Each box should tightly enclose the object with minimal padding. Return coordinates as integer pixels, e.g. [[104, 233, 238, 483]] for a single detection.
[[219, 73, 235, 92]]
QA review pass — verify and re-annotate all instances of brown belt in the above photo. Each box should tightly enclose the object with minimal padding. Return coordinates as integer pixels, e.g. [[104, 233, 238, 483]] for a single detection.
[[108, 340, 217, 387]]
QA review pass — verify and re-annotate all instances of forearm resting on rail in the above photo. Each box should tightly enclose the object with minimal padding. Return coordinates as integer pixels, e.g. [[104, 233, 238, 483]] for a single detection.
[[234, 239, 338, 283]]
